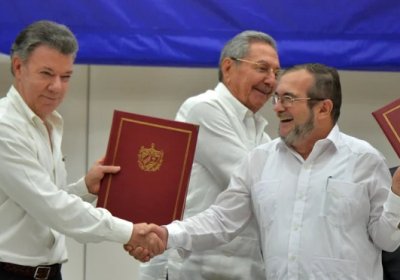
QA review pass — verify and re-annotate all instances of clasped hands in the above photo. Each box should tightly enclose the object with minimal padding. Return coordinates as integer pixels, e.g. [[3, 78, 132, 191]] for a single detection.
[[124, 223, 168, 262]]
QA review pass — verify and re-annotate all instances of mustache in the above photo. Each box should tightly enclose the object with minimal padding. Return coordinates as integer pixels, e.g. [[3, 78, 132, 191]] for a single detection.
[[277, 112, 292, 119]]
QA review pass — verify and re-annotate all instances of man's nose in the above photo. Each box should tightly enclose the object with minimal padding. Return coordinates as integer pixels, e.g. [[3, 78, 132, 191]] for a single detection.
[[273, 98, 285, 112], [263, 71, 277, 88], [48, 76, 62, 91]]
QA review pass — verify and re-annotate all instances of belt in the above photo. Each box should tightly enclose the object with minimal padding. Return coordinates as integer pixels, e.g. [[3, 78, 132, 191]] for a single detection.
[[0, 261, 61, 280]]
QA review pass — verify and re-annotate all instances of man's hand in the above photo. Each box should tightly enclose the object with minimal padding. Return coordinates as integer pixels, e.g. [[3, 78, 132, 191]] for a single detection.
[[85, 157, 120, 194], [391, 167, 400, 196], [124, 223, 168, 262]]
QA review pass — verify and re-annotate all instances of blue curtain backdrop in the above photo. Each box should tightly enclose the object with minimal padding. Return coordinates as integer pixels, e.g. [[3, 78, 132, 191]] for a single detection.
[[1, 0, 399, 71]]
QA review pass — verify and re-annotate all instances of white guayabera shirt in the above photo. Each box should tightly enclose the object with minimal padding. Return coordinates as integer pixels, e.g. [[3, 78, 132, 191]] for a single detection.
[[0, 86, 132, 266], [168, 125, 400, 280], [140, 82, 271, 280]]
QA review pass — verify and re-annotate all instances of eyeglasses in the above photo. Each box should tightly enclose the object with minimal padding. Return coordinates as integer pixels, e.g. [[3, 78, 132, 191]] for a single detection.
[[272, 94, 325, 107], [230, 57, 280, 78]]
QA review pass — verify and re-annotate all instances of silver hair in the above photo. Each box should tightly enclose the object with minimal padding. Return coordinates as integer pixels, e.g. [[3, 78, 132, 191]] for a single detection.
[[218, 30, 277, 81], [10, 20, 78, 75]]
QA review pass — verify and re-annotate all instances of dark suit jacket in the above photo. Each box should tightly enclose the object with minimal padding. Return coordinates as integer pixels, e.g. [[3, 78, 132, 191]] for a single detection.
[[382, 166, 400, 280]]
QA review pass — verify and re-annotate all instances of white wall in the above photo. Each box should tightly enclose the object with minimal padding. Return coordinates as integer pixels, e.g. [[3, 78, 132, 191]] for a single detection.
[[0, 55, 399, 279]]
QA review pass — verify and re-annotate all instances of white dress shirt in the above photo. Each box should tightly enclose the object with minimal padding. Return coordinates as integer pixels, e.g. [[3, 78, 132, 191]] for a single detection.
[[0, 86, 132, 266], [140, 82, 271, 279], [167, 125, 400, 280]]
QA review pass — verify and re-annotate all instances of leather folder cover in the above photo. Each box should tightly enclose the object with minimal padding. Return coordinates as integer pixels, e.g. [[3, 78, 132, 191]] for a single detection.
[[97, 110, 199, 225], [372, 98, 400, 158]]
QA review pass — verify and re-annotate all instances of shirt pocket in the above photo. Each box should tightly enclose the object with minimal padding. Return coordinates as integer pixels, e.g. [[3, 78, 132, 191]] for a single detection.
[[252, 180, 279, 230], [320, 178, 362, 227]]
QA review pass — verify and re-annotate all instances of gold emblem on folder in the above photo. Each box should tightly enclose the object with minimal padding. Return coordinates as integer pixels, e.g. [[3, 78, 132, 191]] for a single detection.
[[138, 143, 164, 172]]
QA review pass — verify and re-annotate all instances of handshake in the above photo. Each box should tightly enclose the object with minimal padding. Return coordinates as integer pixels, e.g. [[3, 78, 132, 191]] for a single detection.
[[124, 223, 168, 262]]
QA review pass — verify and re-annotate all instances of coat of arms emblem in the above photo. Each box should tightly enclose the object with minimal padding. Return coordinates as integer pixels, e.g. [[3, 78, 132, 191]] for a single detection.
[[137, 143, 164, 172]]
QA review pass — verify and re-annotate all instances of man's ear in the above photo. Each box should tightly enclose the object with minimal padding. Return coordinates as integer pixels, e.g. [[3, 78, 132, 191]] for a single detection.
[[316, 99, 333, 120], [221, 57, 234, 84], [12, 56, 23, 78]]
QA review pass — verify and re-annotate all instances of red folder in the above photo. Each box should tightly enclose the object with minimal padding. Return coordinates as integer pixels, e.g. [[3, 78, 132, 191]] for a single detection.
[[372, 98, 400, 158], [97, 110, 199, 225]]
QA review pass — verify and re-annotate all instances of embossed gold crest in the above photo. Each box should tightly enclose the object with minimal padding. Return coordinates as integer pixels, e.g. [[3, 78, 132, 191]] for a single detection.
[[137, 143, 164, 172]]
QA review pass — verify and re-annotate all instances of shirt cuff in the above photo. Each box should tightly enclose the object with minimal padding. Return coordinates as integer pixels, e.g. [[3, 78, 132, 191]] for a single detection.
[[384, 191, 400, 229], [110, 217, 134, 244], [66, 177, 88, 195], [166, 223, 181, 249], [74, 177, 97, 202], [166, 222, 192, 258], [386, 191, 400, 212]]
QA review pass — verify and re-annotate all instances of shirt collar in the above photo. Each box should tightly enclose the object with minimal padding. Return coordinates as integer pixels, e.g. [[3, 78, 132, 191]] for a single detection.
[[8, 85, 63, 127], [215, 82, 268, 126], [276, 124, 340, 153], [323, 124, 340, 150]]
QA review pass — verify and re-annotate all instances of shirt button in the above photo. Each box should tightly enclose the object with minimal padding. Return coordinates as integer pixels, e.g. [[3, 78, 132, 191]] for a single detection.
[[297, 193, 303, 199]]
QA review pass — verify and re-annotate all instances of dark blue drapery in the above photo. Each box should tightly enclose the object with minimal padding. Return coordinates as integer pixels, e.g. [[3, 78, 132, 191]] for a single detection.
[[1, 1, 399, 71]]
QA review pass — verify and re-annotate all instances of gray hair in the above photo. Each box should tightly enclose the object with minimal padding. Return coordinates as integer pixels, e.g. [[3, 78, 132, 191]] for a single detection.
[[10, 20, 78, 75], [218, 30, 277, 81], [282, 63, 342, 123]]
